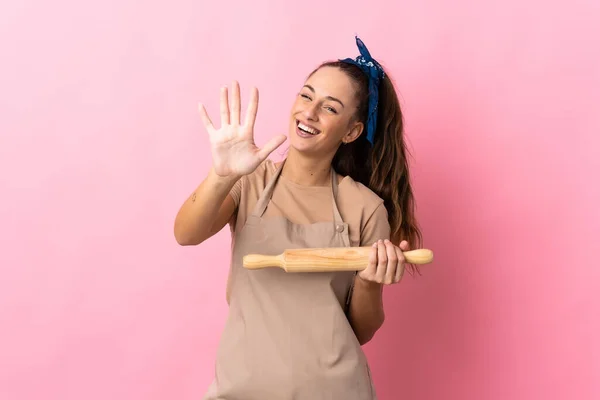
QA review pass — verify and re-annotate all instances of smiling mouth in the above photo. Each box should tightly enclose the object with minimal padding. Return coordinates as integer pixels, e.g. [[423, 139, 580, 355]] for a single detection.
[[296, 120, 321, 135]]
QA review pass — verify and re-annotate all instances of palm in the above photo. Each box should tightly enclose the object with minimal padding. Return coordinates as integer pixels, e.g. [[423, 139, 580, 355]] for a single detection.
[[208, 119, 266, 177], [198, 81, 286, 177]]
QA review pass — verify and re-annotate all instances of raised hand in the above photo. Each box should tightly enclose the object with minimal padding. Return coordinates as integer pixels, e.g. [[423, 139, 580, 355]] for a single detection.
[[198, 81, 287, 178]]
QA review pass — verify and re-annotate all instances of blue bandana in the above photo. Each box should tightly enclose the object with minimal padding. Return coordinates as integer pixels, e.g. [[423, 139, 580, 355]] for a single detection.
[[340, 36, 385, 145]]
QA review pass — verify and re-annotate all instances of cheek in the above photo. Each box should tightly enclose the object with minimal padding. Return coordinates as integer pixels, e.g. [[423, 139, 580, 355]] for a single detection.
[[290, 98, 305, 113], [323, 116, 350, 137]]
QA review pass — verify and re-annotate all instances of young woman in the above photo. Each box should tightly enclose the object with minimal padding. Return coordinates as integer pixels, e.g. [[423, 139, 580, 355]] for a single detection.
[[174, 37, 422, 400]]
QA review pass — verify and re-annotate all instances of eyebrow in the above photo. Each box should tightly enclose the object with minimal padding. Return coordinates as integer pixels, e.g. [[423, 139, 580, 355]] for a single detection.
[[303, 85, 345, 108]]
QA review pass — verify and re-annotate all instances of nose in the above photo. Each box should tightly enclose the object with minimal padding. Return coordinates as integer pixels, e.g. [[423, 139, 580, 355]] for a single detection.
[[302, 103, 318, 121]]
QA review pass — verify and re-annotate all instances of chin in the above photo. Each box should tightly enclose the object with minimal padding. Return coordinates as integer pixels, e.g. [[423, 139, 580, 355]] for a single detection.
[[288, 131, 315, 154], [287, 136, 308, 154]]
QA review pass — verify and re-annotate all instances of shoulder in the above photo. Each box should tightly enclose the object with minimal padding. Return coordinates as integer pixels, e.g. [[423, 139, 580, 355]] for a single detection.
[[337, 175, 390, 245], [338, 175, 386, 216], [234, 158, 278, 201], [230, 159, 278, 231], [241, 158, 277, 187]]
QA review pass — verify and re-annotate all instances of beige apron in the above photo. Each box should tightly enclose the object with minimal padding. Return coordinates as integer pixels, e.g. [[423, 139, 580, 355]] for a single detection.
[[203, 161, 377, 400]]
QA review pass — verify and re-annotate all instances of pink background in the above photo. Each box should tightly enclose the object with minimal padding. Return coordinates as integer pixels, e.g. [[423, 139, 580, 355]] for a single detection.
[[1, 0, 599, 399]]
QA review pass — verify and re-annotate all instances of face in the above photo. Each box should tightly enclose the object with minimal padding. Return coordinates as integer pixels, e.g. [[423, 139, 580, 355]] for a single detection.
[[288, 66, 364, 156]]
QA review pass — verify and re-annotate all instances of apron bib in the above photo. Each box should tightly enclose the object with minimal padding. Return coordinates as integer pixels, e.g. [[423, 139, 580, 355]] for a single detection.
[[203, 161, 377, 400]]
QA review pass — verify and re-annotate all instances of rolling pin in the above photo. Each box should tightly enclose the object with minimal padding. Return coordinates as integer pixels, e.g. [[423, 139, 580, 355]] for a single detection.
[[243, 247, 433, 273]]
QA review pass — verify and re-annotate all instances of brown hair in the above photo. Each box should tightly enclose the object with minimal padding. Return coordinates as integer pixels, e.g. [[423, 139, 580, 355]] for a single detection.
[[310, 61, 423, 274]]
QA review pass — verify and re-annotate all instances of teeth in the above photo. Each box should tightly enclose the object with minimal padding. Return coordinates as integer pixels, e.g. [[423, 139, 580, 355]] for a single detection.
[[298, 122, 318, 135]]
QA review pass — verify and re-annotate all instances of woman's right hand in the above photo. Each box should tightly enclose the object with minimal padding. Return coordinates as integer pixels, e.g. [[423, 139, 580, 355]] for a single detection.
[[198, 81, 287, 178]]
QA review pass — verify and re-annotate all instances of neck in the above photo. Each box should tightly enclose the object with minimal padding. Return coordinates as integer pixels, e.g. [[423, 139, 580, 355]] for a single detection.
[[281, 149, 334, 186]]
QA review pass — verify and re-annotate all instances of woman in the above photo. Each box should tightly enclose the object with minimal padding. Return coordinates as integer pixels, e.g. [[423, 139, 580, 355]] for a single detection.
[[174, 37, 422, 400]]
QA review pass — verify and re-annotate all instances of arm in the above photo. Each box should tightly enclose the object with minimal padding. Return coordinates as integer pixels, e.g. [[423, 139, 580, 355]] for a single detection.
[[173, 168, 239, 246], [348, 272, 385, 345], [175, 81, 285, 246], [348, 203, 398, 345]]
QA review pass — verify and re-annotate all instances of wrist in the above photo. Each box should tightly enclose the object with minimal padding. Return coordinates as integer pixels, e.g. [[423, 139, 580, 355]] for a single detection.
[[355, 275, 383, 292], [208, 168, 241, 190]]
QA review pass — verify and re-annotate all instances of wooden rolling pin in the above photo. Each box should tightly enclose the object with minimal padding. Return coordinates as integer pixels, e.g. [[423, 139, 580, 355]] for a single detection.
[[243, 247, 433, 273]]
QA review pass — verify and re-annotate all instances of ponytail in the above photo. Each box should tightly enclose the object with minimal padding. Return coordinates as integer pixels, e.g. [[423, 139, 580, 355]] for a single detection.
[[312, 61, 423, 274]]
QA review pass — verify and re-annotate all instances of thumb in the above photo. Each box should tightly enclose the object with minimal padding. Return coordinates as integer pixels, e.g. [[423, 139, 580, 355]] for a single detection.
[[257, 134, 287, 161], [399, 240, 410, 251]]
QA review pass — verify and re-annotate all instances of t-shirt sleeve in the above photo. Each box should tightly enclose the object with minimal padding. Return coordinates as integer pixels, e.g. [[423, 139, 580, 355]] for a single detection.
[[360, 202, 391, 246], [228, 176, 243, 207]]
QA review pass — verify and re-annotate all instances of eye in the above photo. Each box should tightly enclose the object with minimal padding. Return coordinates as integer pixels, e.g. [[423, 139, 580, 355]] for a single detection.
[[325, 106, 338, 114], [300, 93, 312, 100]]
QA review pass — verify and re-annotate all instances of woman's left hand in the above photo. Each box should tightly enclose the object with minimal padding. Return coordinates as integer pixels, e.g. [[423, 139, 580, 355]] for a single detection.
[[358, 239, 409, 285]]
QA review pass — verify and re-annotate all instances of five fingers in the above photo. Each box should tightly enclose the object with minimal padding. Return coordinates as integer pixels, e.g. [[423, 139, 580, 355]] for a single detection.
[[198, 80, 284, 157]]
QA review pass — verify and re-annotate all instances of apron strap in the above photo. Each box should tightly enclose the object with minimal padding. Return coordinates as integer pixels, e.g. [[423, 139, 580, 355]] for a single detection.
[[251, 160, 285, 218], [330, 169, 351, 247], [330, 169, 354, 312], [330, 169, 345, 227]]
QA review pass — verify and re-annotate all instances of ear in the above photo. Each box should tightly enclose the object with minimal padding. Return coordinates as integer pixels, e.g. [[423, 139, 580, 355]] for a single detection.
[[342, 122, 364, 144]]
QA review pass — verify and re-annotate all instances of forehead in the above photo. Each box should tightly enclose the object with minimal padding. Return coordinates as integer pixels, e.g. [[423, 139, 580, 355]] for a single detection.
[[304, 66, 356, 101]]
